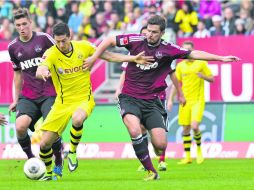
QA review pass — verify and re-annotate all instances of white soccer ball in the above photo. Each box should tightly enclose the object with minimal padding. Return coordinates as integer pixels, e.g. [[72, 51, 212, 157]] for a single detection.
[[23, 158, 46, 180]]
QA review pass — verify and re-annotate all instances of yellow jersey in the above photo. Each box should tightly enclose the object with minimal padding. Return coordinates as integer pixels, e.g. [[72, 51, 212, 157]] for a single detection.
[[41, 40, 95, 104], [176, 60, 212, 101]]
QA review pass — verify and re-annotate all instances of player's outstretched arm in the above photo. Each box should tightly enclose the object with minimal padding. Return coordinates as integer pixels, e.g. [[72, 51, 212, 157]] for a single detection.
[[100, 51, 154, 64], [189, 50, 240, 62], [36, 65, 51, 82], [84, 36, 117, 70]]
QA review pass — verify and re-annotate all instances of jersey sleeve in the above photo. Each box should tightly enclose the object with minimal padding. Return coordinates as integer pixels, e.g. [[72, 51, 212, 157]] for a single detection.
[[40, 49, 53, 70], [168, 43, 191, 60], [116, 34, 143, 50], [201, 61, 212, 76], [8, 47, 21, 71]]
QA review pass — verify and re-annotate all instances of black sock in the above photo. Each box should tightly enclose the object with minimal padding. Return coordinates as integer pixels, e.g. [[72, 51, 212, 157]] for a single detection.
[[132, 135, 156, 173], [142, 133, 148, 146], [17, 134, 34, 159], [52, 137, 63, 166]]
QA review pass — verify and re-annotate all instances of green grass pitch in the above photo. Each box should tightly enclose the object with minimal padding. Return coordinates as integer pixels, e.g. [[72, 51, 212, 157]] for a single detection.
[[0, 159, 253, 190]]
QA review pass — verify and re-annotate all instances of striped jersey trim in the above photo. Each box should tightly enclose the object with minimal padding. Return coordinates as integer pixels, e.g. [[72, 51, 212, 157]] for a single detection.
[[8, 38, 18, 48], [37, 32, 55, 44]]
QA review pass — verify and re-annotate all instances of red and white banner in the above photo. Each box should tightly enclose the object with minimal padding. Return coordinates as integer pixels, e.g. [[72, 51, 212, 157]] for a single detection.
[[0, 142, 254, 159], [177, 35, 254, 102]]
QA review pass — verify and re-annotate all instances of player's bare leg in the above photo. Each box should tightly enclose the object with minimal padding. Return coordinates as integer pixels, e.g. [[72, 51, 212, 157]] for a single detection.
[[16, 115, 35, 159], [124, 114, 159, 180]]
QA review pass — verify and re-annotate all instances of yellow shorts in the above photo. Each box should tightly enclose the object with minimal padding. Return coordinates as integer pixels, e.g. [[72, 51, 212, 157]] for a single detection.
[[178, 100, 205, 126], [40, 97, 95, 135]]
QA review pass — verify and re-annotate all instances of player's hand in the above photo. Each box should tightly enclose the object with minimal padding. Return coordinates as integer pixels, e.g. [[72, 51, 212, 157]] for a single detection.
[[221, 56, 241, 62], [83, 57, 96, 71], [114, 88, 121, 101], [167, 100, 173, 112], [41, 70, 51, 82], [178, 94, 186, 107], [0, 113, 7, 126], [133, 51, 155, 65], [197, 72, 204, 79], [8, 102, 17, 115]]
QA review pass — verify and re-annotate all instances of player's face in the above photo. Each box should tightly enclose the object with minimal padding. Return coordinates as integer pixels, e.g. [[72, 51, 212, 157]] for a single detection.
[[54, 35, 71, 54], [146, 24, 164, 45], [140, 28, 148, 36], [183, 44, 193, 51], [14, 17, 32, 40]]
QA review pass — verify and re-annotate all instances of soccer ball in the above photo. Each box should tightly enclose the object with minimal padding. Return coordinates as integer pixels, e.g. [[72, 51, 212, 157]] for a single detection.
[[23, 158, 46, 180]]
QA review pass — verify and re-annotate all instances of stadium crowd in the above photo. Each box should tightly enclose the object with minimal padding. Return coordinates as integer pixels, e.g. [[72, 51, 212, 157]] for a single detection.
[[1, 0, 254, 41]]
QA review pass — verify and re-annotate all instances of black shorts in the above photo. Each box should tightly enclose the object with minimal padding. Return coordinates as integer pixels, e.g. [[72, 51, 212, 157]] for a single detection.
[[16, 95, 56, 132], [118, 94, 167, 131]]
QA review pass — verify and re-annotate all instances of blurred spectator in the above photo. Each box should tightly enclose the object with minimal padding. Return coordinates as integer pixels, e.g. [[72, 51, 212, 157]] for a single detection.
[[79, 0, 94, 17], [103, 1, 114, 22], [199, 0, 221, 28], [68, 2, 83, 34], [78, 15, 94, 40], [193, 20, 211, 38], [209, 15, 224, 36], [45, 15, 55, 36], [54, 0, 67, 10], [222, 7, 236, 36], [240, 0, 254, 17], [0, 17, 13, 40], [175, 1, 198, 37], [0, 0, 14, 20], [34, 1, 47, 30], [235, 18, 246, 35], [56, 7, 68, 23], [239, 8, 253, 35], [162, 0, 178, 33], [109, 11, 123, 30], [92, 12, 107, 37]]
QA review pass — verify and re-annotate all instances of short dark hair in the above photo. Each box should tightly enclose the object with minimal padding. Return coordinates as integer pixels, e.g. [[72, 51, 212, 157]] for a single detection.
[[183, 41, 194, 48], [140, 25, 147, 34], [52, 22, 70, 37], [13, 8, 31, 21], [147, 15, 166, 32]]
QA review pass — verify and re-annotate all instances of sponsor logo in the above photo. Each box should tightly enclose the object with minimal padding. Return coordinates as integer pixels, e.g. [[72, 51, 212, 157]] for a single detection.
[[57, 65, 83, 74], [136, 61, 158, 70], [119, 37, 128, 45], [20, 57, 43, 70]]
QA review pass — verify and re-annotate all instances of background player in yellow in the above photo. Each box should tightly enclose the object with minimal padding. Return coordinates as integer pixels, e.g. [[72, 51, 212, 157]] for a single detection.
[[168, 41, 214, 165], [36, 22, 154, 180]]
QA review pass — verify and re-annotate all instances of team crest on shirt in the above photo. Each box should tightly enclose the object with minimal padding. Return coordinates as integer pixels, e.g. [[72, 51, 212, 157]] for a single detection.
[[17, 52, 22, 58], [155, 51, 163, 59], [119, 37, 128, 45], [78, 53, 83, 60], [34, 45, 42, 53]]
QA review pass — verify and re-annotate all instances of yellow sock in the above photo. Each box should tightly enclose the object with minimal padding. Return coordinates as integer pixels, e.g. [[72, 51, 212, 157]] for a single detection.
[[39, 148, 53, 174], [183, 134, 191, 159], [70, 125, 83, 153]]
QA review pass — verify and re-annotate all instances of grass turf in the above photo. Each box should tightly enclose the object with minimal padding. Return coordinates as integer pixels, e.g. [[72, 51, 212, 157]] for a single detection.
[[0, 159, 253, 190]]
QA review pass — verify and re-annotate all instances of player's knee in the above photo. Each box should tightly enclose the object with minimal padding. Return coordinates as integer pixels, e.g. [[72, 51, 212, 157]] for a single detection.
[[72, 115, 86, 127], [15, 124, 28, 136], [40, 139, 53, 150]]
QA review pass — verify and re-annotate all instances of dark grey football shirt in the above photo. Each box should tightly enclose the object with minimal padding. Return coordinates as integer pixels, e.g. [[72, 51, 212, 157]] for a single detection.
[[116, 34, 190, 99], [8, 32, 56, 99]]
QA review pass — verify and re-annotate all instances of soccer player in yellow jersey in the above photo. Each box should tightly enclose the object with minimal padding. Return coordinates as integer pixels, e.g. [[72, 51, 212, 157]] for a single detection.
[[36, 22, 154, 180], [168, 41, 214, 165]]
